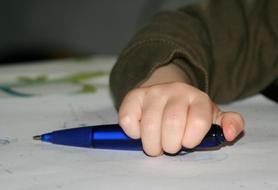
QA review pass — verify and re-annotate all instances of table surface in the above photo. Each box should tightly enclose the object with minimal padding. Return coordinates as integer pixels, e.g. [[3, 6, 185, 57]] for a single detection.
[[0, 56, 277, 190]]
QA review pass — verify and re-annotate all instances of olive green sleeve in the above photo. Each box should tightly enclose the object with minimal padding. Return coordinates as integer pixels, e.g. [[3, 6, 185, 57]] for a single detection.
[[110, 0, 278, 109]]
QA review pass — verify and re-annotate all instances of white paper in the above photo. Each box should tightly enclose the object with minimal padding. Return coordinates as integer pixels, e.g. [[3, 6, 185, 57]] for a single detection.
[[0, 57, 277, 190]]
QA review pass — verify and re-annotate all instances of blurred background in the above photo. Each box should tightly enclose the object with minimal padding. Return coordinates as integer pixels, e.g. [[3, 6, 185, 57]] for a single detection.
[[0, 0, 199, 64]]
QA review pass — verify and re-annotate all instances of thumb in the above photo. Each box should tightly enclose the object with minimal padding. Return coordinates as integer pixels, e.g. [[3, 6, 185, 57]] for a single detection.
[[216, 111, 245, 142]]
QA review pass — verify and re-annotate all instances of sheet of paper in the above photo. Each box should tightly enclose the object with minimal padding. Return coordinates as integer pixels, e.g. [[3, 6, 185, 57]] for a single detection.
[[0, 57, 277, 190]]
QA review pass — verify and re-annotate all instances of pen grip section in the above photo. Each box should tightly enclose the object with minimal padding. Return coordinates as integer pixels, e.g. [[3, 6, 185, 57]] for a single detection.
[[92, 124, 143, 150]]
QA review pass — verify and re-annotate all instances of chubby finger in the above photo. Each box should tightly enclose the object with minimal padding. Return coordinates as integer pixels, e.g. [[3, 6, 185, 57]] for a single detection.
[[140, 90, 167, 156], [118, 89, 145, 139], [161, 98, 188, 154], [216, 112, 244, 142], [182, 95, 213, 149]]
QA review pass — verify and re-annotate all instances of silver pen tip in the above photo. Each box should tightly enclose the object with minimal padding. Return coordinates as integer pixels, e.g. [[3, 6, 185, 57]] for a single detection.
[[33, 135, 42, 140]]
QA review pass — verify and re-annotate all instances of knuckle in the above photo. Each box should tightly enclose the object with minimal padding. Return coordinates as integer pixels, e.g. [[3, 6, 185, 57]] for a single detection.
[[170, 82, 188, 92], [201, 92, 211, 101], [123, 89, 136, 100], [124, 88, 144, 101], [129, 88, 143, 96], [164, 112, 183, 127], [146, 86, 162, 97], [194, 90, 211, 102]]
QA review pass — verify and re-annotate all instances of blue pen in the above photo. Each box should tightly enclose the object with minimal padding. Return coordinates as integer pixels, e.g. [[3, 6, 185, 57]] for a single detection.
[[33, 124, 226, 152]]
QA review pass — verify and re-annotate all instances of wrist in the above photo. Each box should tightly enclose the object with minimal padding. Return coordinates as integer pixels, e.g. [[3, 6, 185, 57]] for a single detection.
[[140, 63, 191, 87]]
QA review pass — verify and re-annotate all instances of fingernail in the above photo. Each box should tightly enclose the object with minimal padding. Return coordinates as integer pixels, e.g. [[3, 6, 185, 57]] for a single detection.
[[230, 124, 237, 136]]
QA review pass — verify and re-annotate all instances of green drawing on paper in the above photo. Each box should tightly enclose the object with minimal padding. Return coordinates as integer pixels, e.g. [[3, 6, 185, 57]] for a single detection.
[[0, 71, 109, 97], [78, 84, 97, 93], [17, 75, 48, 84]]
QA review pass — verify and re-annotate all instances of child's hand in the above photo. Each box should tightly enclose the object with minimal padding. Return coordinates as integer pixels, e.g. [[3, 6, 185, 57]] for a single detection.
[[118, 65, 244, 156]]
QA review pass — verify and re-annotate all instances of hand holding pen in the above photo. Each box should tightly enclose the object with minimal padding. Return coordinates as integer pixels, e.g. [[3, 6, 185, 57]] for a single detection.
[[117, 65, 244, 156], [35, 68, 244, 156]]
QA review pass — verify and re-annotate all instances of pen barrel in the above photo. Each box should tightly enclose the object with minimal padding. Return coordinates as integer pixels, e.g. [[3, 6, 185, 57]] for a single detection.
[[193, 124, 226, 150], [40, 124, 225, 151], [91, 124, 143, 150]]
